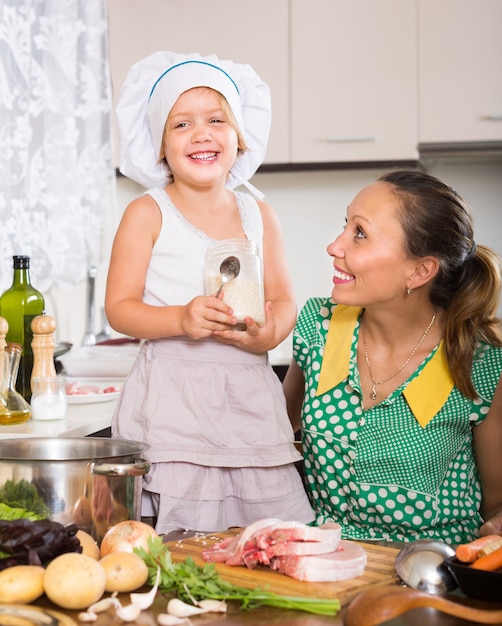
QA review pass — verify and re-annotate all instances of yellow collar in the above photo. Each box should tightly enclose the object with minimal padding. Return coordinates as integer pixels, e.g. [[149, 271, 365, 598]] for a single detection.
[[316, 304, 454, 427]]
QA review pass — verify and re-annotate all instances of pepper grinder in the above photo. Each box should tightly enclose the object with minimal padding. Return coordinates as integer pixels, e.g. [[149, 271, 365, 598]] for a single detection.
[[31, 313, 57, 390]]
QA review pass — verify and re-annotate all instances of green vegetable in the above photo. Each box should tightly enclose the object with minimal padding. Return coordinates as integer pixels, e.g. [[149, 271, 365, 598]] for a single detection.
[[0, 479, 51, 519], [135, 536, 341, 616], [0, 503, 44, 521]]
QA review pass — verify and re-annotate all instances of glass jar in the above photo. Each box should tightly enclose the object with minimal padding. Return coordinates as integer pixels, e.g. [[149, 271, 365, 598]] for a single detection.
[[0, 342, 32, 425], [204, 239, 265, 328], [31, 376, 67, 421]]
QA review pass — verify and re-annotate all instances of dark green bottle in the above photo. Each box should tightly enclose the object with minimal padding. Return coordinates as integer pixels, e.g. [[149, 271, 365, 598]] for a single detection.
[[0, 256, 45, 402]]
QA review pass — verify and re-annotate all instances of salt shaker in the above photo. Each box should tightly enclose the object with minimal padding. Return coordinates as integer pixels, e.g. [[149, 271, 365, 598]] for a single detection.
[[30, 376, 67, 420]]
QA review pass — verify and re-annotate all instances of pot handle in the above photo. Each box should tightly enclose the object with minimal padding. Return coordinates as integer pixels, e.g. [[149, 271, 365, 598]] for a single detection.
[[90, 458, 150, 477]]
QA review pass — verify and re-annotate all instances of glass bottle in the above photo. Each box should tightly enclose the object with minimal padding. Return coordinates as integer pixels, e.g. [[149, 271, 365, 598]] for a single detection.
[[204, 239, 265, 329], [0, 256, 45, 402], [0, 342, 32, 425]]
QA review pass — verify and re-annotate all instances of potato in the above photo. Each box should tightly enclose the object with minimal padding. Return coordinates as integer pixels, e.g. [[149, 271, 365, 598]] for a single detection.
[[0, 565, 45, 603], [44, 552, 106, 609], [76, 529, 100, 560], [100, 551, 149, 592], [72, 495, 92, 527]]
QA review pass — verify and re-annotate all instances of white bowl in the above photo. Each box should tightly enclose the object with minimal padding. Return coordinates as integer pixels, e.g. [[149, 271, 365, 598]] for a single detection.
[[58, 345, 140, 377]]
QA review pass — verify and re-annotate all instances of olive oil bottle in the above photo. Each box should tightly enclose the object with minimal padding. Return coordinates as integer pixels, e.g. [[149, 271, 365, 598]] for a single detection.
[[0, 256, 45, 402]]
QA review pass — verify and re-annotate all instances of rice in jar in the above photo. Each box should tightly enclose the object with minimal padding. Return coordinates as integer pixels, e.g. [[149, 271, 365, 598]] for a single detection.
[[204, 239, 265, 328]]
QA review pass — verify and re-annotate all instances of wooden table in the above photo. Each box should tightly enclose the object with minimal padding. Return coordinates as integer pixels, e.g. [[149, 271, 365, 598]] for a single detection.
[[10, 528, 502, 626], [30, 588, 502, 626]]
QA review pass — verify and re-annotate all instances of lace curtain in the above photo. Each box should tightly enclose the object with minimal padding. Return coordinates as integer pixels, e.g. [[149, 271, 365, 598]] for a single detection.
[[0, 0, 117, 293]]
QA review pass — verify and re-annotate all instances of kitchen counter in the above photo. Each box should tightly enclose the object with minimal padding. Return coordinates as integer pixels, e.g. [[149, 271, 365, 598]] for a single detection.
[[0, 397, 117, 438]]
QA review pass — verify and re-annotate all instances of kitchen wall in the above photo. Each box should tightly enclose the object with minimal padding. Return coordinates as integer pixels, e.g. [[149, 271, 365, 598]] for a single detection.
[[44, 0, 502, 359], [46, 158, 502, 364]]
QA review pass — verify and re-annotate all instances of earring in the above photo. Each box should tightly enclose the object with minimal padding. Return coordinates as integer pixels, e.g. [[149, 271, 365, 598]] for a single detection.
[[407, 287, 413, 295]]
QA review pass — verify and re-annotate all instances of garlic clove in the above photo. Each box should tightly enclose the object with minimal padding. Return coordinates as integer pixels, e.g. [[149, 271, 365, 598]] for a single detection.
[[157, 614, 190, 626], [87, 597, 122, 614], [197, 599, 227, 613], [166, 598, 207, 617], [116, 603, 142, 622], [130, 565, 161, 610], [77, 611, 98, 622]]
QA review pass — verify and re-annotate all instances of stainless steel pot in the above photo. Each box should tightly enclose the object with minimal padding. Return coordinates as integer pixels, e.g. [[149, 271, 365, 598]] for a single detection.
[[0, 437, 150, 542]]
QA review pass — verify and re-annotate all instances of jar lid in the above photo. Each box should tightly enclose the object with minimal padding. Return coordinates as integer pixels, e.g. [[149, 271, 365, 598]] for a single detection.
[[5, 342, 23, 354], [206, 238, 259, 256]]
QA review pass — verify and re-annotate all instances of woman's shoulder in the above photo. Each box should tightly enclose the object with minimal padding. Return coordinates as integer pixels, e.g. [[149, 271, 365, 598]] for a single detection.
[[299, 297, 337, 318], [296, 297, 336, 334], [472, 342, 502, 398]]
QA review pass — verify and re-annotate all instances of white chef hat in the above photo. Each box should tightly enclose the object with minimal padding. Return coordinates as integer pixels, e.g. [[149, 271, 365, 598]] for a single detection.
[[115, 50, 271, 197]]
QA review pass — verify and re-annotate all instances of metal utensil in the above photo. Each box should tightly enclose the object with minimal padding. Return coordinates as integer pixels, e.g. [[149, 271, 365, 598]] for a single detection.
[[213, 255, 240, 297], [345, 584, 502, 626], [395, 539, 457, 594], [82, 265, 97, 346]]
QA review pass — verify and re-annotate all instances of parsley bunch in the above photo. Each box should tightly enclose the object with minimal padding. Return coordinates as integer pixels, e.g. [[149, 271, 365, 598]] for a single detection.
[[135, 536, 340, 616]]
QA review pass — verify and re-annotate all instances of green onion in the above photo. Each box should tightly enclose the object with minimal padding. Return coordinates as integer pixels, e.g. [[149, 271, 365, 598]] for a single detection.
[[135, 536, 340, 616]]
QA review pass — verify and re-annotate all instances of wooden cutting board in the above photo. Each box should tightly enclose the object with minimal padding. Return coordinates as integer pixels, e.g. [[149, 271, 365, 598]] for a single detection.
[[167, 528, 401, 606]]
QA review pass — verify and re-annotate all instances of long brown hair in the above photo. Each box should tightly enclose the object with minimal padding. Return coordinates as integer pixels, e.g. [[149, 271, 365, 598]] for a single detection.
[[380, 169, 502, 398]]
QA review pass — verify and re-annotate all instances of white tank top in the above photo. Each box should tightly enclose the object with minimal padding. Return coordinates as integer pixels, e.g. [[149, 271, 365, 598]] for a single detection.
[[143, 188, 264, 306]]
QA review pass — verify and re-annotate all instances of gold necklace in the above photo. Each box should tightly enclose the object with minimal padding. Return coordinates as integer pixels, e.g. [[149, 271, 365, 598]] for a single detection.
[[361, 312, 437, 401]]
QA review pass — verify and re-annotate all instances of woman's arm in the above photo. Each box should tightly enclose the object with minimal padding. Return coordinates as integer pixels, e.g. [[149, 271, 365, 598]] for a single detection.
[[474, 375, 502, 536], [283, 359, 306, 433]]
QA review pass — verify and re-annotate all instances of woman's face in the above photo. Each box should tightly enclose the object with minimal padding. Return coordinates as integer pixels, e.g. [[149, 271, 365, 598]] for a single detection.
[[327, 181, 416, 307], [163, 87, 239, 187]]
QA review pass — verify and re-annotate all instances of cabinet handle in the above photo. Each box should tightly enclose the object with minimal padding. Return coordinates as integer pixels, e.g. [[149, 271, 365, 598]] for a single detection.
[[325, 136, 376, 143], [481, 115, 502, 121]]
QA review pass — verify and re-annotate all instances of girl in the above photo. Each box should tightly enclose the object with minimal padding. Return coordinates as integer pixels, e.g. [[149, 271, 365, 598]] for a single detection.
[[106, 51, 313, 533]]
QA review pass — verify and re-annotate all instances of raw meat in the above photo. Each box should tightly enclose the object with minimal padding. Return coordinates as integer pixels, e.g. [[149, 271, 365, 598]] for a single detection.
[[202, 518, 366, 581], [270, 540, 367, 582], [203, 518, 282, 566], [65, 382, 121, 395]]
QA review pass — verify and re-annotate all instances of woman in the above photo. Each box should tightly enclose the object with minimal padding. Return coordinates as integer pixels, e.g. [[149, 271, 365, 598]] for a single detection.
[[284, 169, 502, 544]]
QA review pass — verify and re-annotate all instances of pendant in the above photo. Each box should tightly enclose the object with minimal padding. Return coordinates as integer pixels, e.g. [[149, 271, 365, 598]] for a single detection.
[[370, 384, 377, 400]]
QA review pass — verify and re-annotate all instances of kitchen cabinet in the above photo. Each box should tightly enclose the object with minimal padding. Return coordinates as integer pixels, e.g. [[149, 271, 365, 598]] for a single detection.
[[418, 0, 502, 144], [107, 0, 289, 164], [289, 0, 418, 163], [108, 0, 500, 168]]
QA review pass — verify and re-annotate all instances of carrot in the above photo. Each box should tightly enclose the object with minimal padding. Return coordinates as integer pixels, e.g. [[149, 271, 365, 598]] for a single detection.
[[470, 544, 502, 571], [479, 536, 502, 557], [455, 535, 502, 563]]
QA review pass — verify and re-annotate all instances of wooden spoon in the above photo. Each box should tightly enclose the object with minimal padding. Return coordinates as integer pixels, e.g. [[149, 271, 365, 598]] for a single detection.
[[344, 585, 502, 626]]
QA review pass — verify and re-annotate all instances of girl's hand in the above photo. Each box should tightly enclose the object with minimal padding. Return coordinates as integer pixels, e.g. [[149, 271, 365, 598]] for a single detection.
[[212, 301, 277, 353], [181, 295, 237, 339]]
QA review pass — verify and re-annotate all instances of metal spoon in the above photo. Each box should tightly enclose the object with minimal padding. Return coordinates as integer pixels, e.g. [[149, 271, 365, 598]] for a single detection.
[[345, 584, 502, 626], [213, 255, 240, 297], [395, 539, 457, 594]]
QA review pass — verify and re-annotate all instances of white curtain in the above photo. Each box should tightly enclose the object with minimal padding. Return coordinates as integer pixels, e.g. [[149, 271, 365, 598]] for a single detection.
[[0, 0, 117, 293]]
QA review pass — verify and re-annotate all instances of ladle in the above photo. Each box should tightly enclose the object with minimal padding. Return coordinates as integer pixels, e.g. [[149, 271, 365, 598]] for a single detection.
[[213, 255, 240, 297], [394, 539, 457, 594], [344, 585, 502, 626]]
